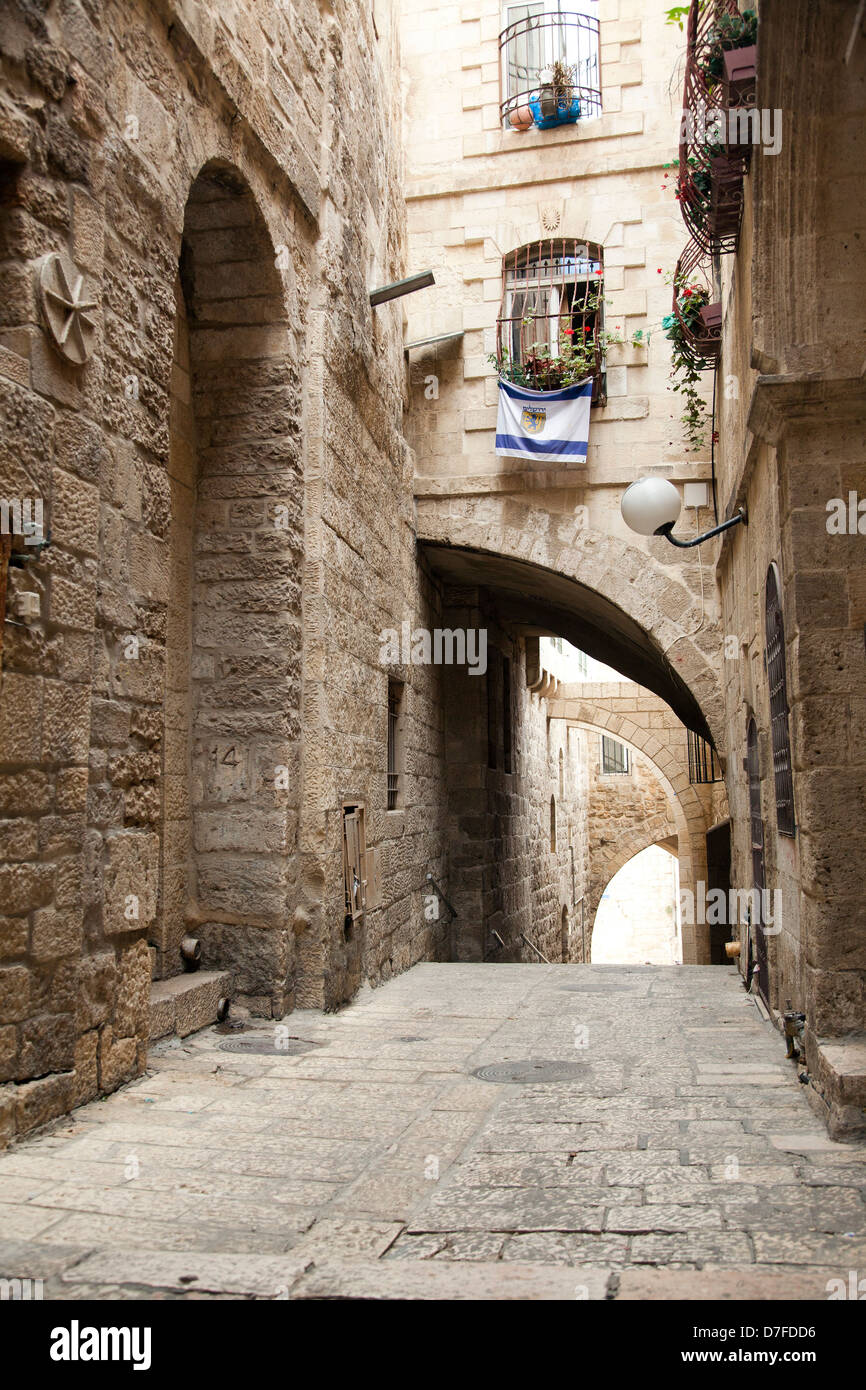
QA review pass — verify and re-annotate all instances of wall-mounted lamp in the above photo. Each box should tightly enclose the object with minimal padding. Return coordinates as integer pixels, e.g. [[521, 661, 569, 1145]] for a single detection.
[[621, 477, 747, 548], [369, 269, 435, 307]]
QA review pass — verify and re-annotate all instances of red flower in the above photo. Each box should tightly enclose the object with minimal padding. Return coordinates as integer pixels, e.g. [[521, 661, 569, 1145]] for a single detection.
[[564, 328, 574, 335]]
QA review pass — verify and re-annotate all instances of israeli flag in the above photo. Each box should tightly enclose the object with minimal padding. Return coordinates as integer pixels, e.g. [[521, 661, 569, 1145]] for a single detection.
[[495, 377, 593, 463]]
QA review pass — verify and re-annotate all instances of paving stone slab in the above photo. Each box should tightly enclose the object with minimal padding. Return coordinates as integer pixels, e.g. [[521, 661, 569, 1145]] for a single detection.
[[291, 1260, 612, 1300], [615, 1268, 840, 1300], [62, 1250, 312, 1297]]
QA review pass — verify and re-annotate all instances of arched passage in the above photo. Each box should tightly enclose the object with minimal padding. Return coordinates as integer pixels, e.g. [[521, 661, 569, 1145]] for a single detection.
[[592, 843, 682, 965], [159, 161, 302, 1014], [415, 510, 725, 749], [562, 717, 709, 962]]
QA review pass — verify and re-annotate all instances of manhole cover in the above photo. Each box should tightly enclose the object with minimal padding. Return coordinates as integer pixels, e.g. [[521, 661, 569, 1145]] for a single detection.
[[471, 1059, 587, 1084], [218, 1036, 321, 1056]]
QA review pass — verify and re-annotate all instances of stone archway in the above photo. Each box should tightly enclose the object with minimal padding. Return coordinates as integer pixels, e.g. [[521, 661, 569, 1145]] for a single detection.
[[565, 717, 708, 962], [415, 507, 725, 750], [159, 161, 303, 1016]]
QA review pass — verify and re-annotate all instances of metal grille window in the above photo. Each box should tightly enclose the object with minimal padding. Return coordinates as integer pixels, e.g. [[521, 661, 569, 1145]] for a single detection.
[[601, 735, 629, 775], [765, 565, 795, 836], [500, 3, 602, 126], [688, 729, 723, 784], [496, 239, 606, 402], [387, 681, 403, 810]]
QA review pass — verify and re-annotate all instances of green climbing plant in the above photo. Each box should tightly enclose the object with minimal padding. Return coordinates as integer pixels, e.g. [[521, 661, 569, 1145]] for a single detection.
[[662, 277, 713, 453]]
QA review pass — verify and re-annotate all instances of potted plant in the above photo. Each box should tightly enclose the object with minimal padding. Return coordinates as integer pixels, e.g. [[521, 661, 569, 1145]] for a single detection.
[[698, 8, 757, 88], [530, 60, 580, 129], [509, 103, 534, 131]]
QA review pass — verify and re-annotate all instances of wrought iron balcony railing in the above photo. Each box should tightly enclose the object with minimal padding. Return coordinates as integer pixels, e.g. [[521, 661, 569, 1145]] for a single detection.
[[499, 11, 602, 130], [669, 240, 722, 371], [494, 239, 607, 405], [677, 0, 757, 256]]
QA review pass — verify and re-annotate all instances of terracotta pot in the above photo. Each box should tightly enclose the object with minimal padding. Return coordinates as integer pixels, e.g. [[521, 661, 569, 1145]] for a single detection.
[[509, 104, 533, 131]]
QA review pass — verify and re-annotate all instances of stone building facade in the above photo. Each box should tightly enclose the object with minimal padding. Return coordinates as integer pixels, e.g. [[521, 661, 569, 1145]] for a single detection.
[[712, 0, 866, 1136]]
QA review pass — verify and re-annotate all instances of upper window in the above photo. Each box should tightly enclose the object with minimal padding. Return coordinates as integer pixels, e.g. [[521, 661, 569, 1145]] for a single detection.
[[687, 729, 723, 784], [500, 3, 602, 128], [765, 565, 795, 836], [601, 735, 629, 775], [496, 239, 606, 401]]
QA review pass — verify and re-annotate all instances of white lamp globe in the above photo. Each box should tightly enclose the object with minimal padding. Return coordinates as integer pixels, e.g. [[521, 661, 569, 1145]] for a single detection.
[[621, 477, 682, 537]]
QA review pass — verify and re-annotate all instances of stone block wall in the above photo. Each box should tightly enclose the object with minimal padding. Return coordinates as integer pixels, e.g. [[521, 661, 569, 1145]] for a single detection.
[[0, 0, 454, 1144]]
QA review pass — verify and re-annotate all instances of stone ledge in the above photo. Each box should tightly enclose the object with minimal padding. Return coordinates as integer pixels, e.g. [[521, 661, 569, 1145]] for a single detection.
[[149, 970, 230, 1041], [806, 1035, 866, 1141]]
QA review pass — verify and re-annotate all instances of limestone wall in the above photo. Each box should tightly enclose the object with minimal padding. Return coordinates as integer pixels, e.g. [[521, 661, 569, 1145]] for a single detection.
[[0, 0, 451, 1143]]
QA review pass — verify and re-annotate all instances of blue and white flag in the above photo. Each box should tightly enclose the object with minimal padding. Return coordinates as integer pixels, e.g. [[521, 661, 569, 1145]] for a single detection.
[[495, 377, 592, 463]]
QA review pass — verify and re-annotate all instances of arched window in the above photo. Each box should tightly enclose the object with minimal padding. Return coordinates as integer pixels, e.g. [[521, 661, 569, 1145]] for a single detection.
[[496, 239, 607, 402], [550, 795, 557, 852], [765, 564, 795, 836]]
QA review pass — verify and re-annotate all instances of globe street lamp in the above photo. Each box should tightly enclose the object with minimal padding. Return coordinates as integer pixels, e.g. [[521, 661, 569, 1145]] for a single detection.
[[620, 477, 747, 548]]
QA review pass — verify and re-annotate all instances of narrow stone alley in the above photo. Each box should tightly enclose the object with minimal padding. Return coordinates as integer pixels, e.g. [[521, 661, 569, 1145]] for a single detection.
[[1, 964, 864, 1301]]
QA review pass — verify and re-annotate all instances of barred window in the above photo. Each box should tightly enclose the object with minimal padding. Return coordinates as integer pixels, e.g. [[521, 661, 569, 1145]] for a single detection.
[[688, 729, 723, 784], [765, 564, 795, 836], [601, 735, 629, 775], [500, 3, 602, 124], [496, 239, 606, 402]]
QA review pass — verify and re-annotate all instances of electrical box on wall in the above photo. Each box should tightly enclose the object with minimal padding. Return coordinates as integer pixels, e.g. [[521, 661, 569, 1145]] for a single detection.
[[684, 482, 709, 509]]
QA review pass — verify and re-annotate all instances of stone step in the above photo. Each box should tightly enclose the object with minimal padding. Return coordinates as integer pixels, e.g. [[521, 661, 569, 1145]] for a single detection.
[[149, 971, 230, 1042]]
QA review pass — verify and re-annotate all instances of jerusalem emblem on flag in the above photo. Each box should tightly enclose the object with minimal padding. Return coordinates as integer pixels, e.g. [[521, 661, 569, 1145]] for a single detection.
[[496, 377, 592, 463]]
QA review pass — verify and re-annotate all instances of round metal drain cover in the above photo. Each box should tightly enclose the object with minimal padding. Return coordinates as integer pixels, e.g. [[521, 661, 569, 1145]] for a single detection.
[[218, 1035, 320, 1056], [471, 1059, 587, 1084]]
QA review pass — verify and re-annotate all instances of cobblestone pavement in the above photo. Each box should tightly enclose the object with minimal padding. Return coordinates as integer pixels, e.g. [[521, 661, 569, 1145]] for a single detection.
[[1, 964, 865, 1300]]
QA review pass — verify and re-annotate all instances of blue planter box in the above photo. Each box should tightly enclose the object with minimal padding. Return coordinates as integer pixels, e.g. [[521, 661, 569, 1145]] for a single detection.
[[530, 94, 581, 130]]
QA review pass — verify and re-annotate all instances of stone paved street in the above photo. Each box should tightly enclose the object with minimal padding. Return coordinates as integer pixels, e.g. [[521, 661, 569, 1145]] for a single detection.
[[1, 964, 864, 1300]]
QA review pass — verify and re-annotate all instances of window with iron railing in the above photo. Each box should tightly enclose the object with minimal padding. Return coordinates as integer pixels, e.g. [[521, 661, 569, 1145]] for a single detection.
[[601, 735, 629, 775], [765, 565, 795, 836], [500, 3, 602, 128], [496, 239, 607, 403], [688, 729, 723, 784]]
